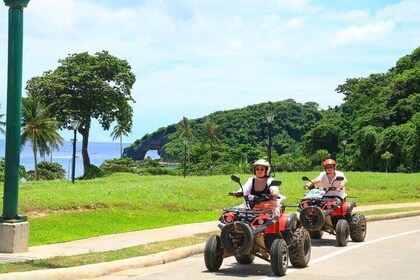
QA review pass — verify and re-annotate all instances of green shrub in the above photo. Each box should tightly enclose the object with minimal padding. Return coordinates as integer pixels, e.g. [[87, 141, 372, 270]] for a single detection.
[[82, 164, 106, 179], [100, 158, 139, 173], [0, 157, 27, 182], [25, 161, 65, 181]]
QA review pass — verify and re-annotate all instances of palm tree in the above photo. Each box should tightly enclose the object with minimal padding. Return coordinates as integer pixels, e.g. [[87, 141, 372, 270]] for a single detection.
[[110, 123, 129, 157], [21, 95, 64, 180], [203, 118, 220, 175], [178, 117, 193, 140]]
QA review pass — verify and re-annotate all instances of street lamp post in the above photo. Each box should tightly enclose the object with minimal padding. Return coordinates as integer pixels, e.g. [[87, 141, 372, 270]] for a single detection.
[[1, 0, 30, 253], [183, 139, 189, 178], [342, 140, 347, 171], [266, 113, 274, 165], [71, 120, 81, 184]]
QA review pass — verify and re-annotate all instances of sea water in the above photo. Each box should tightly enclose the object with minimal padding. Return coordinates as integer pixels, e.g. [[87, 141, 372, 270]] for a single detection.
[[0, 140, 129, 179]]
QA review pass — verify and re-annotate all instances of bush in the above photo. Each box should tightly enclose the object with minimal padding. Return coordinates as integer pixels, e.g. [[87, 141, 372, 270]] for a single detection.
[[100, 158, 139, 173], [0, 158, 27, 182], [82, 164, 106, 180], [26, 161, 65, 181]]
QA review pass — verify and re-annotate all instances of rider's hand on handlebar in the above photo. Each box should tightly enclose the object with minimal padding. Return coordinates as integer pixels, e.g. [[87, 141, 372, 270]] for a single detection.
[[228, 192, 243, 197], [304, 183, 314, 190]]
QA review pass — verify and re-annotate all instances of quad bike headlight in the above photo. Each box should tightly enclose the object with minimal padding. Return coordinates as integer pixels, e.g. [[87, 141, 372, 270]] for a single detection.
[[225, 215, 233, 223], [257, 219, 265, 225]]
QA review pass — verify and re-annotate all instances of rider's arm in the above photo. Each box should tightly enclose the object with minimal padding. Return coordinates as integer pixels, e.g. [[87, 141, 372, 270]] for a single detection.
[[304, 178, 320, 189], [335, 171, 347, 191]]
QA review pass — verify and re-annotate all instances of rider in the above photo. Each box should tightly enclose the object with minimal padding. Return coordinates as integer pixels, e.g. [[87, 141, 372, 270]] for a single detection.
[[304, 159, 347, 192], [234, 159, 285, 207]]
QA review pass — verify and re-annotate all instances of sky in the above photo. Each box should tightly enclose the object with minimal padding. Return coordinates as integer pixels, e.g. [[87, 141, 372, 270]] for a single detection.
[[0, 0, 419, 143]]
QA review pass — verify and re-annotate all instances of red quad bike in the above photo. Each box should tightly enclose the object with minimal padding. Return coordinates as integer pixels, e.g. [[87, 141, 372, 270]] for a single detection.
[[204, 175, 311, 277], [298, 175, 367, 246]]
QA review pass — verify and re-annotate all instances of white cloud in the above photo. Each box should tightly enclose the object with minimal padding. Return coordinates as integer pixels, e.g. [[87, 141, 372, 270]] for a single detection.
[[328, 20, 395, 47]]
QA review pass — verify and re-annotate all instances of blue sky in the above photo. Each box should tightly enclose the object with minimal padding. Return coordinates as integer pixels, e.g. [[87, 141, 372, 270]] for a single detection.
[[0, 0, 419, 143]]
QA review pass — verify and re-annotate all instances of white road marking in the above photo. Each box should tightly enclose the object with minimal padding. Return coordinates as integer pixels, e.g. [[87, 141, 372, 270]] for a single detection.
[[263, 229, 420, 279]]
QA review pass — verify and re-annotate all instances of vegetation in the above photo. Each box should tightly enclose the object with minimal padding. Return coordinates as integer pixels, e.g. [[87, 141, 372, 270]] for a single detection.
[[126, 47, 419, 173], [21, 95, 64, 180], [25, 51, 136, 177]]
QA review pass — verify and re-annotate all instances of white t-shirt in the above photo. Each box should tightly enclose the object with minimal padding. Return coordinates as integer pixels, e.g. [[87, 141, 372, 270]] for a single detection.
[[315, 170, 347, 191], [238, 177, 279, 195]]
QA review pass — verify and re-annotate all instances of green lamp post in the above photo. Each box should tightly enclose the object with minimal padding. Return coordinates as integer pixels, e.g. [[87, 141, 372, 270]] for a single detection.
[[0, 0, 30, 253]]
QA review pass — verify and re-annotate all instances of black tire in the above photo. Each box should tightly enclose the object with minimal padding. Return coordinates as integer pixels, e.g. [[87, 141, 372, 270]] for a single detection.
[[235, 254, 255, 264], [289, 228, 311, 268], [283, 212, 298, 245], [220, 222, 254, 256], [204, 235, 224, 272], [299, 206, 325, 231], [270, 238, 288, 276], [336, 219, 349, 247], [350, 213, 367, 242], [309, 230, 324, 239]]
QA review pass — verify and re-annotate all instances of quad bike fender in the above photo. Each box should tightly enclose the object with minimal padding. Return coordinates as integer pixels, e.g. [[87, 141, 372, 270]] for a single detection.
[[331, 201, 356, 217], [278, 213, 290, 232]]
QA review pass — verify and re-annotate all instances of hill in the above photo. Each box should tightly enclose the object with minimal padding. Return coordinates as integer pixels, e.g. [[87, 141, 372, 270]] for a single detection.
[[124, 47, 420, 174]]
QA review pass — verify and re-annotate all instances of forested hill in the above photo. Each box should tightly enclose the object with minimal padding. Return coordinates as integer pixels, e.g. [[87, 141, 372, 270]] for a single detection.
[[125, 47, 419, 173]]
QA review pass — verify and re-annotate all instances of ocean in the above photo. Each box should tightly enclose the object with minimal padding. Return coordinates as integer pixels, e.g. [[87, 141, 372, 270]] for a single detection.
[[0, 140, 142, 179]]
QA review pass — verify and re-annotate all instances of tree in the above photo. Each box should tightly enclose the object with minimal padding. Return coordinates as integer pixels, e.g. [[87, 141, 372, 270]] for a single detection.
[[21, 95, 63, 180], [381, 151, 393, 173], [178, 117, 194, 140], [26, 51, 136, 176], [202, 118, 220, 175], [110, 123, 130, 158]]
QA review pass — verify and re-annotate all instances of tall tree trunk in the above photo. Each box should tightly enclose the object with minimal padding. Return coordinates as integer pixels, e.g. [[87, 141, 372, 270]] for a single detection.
[[32, 143, 38, 180]]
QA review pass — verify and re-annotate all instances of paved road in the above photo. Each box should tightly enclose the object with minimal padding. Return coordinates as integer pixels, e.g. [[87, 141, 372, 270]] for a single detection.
[[85, 216, 420, 280]]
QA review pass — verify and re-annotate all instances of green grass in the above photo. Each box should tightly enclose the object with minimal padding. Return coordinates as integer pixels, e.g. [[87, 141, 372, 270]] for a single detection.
[[0, 172, 419, 246]]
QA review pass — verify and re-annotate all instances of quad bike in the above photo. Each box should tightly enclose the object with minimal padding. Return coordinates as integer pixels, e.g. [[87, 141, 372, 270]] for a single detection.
[[204, 175, 311, 277], [298, 175, 367, 246]]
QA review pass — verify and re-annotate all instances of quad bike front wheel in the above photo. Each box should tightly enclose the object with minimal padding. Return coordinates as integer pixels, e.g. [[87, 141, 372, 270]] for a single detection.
[[289, 228, 311, 268], [336, 219, 350, 246], [220, 222, 254, 256], [204, 235, 224, 272], [349, 213, 367, 242], [270, 238, 288, 276]]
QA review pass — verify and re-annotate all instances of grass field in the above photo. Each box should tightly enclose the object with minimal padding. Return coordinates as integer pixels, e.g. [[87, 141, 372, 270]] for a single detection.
[[1, 172, 419, 246]]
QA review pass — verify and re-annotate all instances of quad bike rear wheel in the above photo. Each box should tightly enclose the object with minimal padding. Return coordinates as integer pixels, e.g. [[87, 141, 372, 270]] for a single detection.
[[204, 235, 224, 272], [235, 254, 255, 264], [220, 222, 254, 256], [299, 206, 325, 231], [289, 228, 311, 267], [349, 213, 367, 242], [270, 238, 288, 276], [335, 219, 350, 246]]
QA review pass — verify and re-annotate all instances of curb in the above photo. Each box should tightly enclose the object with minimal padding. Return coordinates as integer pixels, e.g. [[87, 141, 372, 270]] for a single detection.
[[0, 244, 206, 280], [0, 211, 419, 279], [365, 210, 420, 222]]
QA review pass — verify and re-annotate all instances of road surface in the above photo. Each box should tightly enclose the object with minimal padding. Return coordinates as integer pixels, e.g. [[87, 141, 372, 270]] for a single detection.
[[86, 215, 420, 280]]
